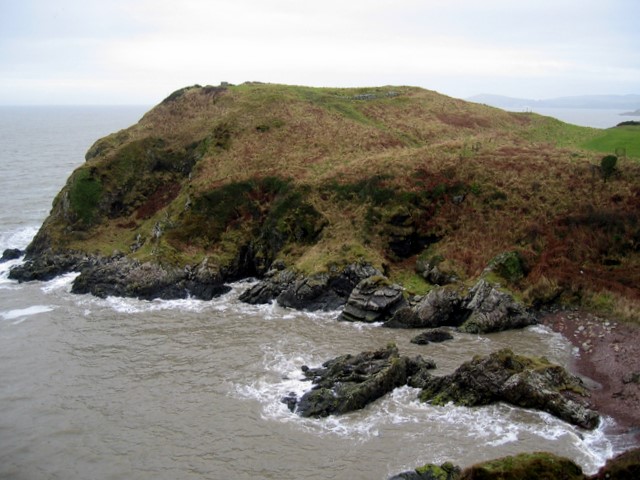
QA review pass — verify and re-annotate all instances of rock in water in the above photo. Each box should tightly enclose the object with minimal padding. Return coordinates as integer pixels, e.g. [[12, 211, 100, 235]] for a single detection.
[[410, 329, 454, 345], [294, 344, 435, 417], [388, 462, 461, 480], [338, 276, 408, 323], [460, 452, 586, 480], [419, 349, 599, 429], [0, 248, 23, 263], [458, 279, 537, 333]]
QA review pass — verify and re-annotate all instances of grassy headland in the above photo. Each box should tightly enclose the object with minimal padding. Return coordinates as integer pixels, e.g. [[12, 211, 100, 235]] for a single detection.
[[29, 83, 640, 321]]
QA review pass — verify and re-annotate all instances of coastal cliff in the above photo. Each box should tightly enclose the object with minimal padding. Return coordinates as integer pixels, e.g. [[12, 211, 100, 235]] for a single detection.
[[10, 83, 640, 320]]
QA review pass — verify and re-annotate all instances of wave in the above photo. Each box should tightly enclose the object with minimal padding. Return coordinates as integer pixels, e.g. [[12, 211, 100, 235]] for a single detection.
[[0, 305, 54, 324], [233, 345, 624, 475], [0, 225, 38, 252]]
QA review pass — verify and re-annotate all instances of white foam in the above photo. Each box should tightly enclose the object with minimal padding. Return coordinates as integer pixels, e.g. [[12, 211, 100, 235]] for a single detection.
[[40, 272, 80, 293], [0, 225, 38, 252], [1, 305, 54, 321]]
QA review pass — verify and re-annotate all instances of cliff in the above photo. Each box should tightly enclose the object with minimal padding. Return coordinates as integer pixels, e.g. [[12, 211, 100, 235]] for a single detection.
[[11, 83, 640, 318]]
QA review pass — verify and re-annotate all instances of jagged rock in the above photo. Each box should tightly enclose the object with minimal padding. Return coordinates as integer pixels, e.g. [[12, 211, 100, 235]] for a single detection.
[[0, 248, 23, 263], [384, 280, 536, 334], [71, 256, 230, 300], [338, 276, 408, 323], [410, 329, 454, 345], [384, 287, 467, 329], [389, 462, 461, 480], [239, 267, 298, 304], [292, 344, 435, 417], [9, 252, 88, 282], [239, 262, 382, 311], [458, 280, 537, 333], [419, 349, 599, 429]]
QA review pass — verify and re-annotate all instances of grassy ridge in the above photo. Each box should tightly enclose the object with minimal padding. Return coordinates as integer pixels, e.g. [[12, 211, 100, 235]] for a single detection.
[[35, 83, 640, 321], [582, 125, 640, 158]]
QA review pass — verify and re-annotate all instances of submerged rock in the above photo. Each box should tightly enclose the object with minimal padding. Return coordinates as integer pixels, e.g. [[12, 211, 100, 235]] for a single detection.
[[338, 276, 408, 323], [410, 329, 454, 345], [389, 462, 461, 480], [292, 344, 435, 417], [419, 349, 599, 429]]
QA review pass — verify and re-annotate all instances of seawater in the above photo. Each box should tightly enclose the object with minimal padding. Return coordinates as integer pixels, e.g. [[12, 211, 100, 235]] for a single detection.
[[0, 106, 635, 480]]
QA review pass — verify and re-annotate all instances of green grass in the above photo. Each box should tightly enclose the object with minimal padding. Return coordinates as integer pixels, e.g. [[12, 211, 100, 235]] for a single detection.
[[582, 125, 640, 158]]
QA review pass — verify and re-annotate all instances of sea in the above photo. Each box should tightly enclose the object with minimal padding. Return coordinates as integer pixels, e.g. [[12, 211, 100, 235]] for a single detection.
[[0, 106, 637, 480]]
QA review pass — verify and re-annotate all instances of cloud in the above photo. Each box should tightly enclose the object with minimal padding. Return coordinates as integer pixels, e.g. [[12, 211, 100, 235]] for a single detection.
[[0, 0, 638, 103]]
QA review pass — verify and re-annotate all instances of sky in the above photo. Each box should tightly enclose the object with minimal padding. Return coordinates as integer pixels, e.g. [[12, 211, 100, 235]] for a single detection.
[[0, 0, 639, 105]]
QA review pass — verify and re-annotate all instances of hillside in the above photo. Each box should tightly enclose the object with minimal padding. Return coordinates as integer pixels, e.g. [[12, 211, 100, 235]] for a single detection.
[[18, 83, 640, 320]]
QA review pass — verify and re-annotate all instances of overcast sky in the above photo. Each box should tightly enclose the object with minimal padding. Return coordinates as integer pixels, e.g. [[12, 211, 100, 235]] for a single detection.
[[1, 0, 638, 105]]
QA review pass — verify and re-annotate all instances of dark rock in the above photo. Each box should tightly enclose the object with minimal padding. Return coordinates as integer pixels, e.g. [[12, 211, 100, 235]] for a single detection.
[[0, 248, 23, 263], [277, 272, 345, 311], [592, 447, 640, 479], [281, 392, 298, 413], [294, 344, 435, 417], [239, 261, 382, 311], [385, 287, 468, 329], [9, 252, 88, 282], [239, 267, 298, 304], [460, 452, 586, 480], [389, 462, 461, 480], [339, 276, 408, 323], [70, 256, 230, 300], [410, 329, 454, 345], [419, 349, 599, 429], [458, 280, 537, 333], [384, 279, 535, 333]]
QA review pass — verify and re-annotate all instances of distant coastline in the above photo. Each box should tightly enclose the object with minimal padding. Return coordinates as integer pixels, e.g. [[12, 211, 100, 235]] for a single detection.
[[621, 109, 640, 116], [468, 93, 640, 110]]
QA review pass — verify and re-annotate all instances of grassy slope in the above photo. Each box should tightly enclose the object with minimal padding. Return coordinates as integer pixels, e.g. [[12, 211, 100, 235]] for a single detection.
[[582, 125, 640, 158], [36, 83, 640, 321]]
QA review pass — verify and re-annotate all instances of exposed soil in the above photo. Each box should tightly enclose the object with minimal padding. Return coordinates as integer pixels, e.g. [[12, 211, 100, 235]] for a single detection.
[[542, 310, 640, 443]]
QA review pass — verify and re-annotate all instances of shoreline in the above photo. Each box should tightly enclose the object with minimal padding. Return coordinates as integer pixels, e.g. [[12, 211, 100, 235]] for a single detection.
[[542, 310, 640, 445]]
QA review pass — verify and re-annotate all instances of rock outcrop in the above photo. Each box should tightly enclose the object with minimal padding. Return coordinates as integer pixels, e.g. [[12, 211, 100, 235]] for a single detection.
[[10, 252, 231, 300], [288, 344, 436, 417], [338, 276, 408, 323], [240, 262, 381, 311], [384, 280, 537, 334], [419, 349, 599, 429]]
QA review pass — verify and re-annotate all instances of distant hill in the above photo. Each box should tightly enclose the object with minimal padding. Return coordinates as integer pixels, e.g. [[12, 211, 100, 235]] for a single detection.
[[469, 94, 640, 110]]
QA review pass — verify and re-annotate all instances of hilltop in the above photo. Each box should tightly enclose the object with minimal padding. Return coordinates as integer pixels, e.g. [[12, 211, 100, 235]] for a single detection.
[[11, 83, 640, 320]]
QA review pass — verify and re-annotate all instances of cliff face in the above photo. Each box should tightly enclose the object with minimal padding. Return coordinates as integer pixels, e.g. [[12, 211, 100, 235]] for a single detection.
[[17, 83, 640, 314]]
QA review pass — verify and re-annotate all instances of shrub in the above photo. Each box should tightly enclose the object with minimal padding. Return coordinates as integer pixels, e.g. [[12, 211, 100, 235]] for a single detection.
[[600, 155, 617, 182]]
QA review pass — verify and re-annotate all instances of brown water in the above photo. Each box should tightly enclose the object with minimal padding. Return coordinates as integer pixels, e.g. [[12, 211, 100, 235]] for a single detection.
[[0, 275, 632, 480]]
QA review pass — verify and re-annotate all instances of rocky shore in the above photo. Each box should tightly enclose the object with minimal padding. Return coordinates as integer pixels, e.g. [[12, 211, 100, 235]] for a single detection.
[[543, 310, 640, 441]]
